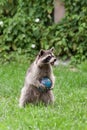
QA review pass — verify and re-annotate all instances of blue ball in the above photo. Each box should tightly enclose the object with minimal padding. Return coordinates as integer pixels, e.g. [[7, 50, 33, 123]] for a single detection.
[[41, 77, 52, 88]]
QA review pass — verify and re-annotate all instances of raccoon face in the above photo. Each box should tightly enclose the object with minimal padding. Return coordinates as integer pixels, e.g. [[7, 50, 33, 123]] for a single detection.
[[36, 47, 56, 66]]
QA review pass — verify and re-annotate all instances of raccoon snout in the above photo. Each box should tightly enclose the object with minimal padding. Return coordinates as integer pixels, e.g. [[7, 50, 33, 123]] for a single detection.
[[54, 58, 56, 62]]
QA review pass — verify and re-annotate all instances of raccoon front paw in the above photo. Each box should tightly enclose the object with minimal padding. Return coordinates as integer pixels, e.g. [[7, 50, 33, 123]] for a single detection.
[[39, 84, 46, 91]]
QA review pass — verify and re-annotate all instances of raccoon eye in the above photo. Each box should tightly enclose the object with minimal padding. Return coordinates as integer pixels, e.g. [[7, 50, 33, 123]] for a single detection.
[[43, 56, 51, 63], [46, 56, 51, 60]]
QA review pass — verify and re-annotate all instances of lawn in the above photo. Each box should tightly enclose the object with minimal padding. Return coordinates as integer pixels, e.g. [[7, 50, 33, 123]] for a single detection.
[[0, 61, 87, 130]]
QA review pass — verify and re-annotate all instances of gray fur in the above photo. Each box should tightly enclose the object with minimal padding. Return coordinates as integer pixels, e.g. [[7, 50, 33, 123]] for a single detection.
[[19, 48, 56, 107]]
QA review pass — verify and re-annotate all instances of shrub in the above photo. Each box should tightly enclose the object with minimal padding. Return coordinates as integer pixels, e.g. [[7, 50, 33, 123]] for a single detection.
[[0, 0, 87, 63]]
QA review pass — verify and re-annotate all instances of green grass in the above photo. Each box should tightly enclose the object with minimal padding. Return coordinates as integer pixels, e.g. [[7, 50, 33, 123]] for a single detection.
[[0, 61, 87, 130]]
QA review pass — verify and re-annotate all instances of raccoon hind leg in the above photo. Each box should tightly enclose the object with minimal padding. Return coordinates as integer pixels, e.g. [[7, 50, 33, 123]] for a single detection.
[[19, 86, 40, 107], [40, 91, 54, 105], [19, 87, 30, 107]]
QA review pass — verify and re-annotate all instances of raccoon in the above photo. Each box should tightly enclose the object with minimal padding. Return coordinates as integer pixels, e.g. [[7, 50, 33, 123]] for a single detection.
[[19, 47, 56, 107]]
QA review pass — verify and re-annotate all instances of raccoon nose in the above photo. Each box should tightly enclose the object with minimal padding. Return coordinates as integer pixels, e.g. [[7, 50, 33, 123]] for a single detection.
[[54, 58, 56, 62]]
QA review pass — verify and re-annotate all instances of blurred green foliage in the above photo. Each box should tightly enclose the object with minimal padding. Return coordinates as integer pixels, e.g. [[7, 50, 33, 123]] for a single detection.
[[0, 0, 87, 63]]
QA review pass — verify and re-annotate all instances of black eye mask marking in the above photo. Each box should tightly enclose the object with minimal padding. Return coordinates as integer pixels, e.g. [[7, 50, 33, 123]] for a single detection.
[[43, 56, 52, 63], [46, 56, 51, 61]]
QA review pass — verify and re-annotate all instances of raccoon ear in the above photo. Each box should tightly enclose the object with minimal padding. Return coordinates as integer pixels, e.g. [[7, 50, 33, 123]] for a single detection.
[[50, 47, 54, 52], [39, 49, 45, 57]]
